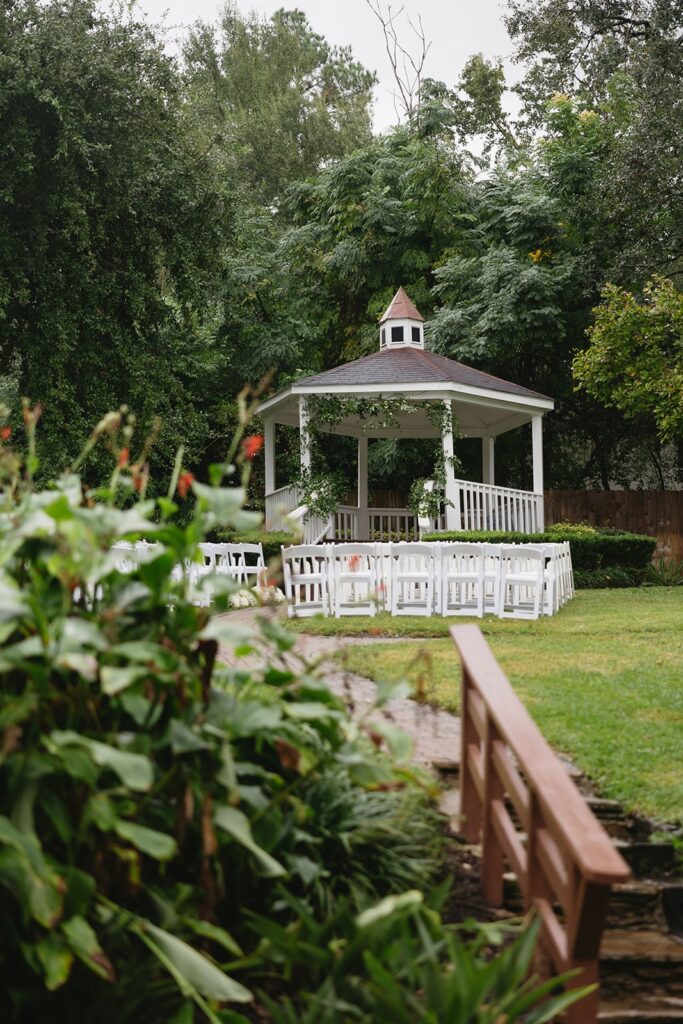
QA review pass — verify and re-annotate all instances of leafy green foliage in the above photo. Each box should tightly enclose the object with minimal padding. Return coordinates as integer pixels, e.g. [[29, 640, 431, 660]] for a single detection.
[[423, 527, 657, 576], [0, 0, 231, 484], [0, 415, 440, 1023], [574, 278, 683, 442], [255, 895, 591, 1023], [645, 558, 683, 587], [183, 3, 375, 205]]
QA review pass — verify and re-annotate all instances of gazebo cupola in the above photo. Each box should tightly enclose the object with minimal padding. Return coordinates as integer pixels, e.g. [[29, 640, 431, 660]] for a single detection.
[[379, 286, 425, 350]]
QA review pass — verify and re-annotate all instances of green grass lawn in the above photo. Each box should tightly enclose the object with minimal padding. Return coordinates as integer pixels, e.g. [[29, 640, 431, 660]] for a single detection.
[[290, 590, 683, 822]]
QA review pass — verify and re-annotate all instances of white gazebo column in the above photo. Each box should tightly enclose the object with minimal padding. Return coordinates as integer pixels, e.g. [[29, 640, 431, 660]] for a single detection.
[[357, 435, 368, 541], [532, 414, 545, 530], [482, 436, 495, 485], [442, 401, 459, 531], [264, 417, 275, 495], [299, 397, 311, 473]]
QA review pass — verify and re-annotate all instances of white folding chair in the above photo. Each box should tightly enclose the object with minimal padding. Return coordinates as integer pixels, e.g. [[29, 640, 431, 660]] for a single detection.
[[329, 543, 378, 617], [229, 543, 266, 587], [112, 541, 136, 574], [282, 545, 331, 618], [390, 542, 435, 617], [482, 543, 502, 615], [498, 545, 546, 620], [440, 543, 485, 617]]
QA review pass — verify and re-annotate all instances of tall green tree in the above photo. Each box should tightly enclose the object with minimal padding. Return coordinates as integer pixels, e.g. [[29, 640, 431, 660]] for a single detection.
[[574, 277, 683, 442], [0, 0, 231, 480], [505, 0, 683, 283], [183, 3, 376, 205], [281, 123, 474, 369]]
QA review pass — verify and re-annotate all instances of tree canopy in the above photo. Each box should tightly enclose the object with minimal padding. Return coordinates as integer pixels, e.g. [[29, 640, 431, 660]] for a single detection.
[[0, 0, 681, 492]]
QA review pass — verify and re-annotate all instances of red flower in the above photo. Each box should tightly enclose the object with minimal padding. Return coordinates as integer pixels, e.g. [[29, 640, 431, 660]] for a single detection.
[[0, 426, 10, 441], [348, 554, 361, 572], [177, 471, 195, 499], [242, 434, 264, 461], [117, 447, 129, 468]]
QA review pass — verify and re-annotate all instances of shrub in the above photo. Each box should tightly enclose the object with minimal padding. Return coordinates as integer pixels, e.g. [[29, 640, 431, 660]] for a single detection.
[[574, 567, 646, 588], [255, 891, 592, 1023], [423, 527, 657, 586], [0, 409, 590, 1023], [211, 528, 295, 562], [645, 558, 683, 586], [0, 411, 438, 1023]]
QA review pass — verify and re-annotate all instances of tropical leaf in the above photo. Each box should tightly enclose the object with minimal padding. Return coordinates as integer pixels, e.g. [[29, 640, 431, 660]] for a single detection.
[[48, 731, 153, 790]]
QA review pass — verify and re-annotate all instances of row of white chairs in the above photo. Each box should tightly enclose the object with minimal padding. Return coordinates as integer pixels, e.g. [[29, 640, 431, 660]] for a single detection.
[[111, 542, 266, 606], [282, 542, 574, 621]]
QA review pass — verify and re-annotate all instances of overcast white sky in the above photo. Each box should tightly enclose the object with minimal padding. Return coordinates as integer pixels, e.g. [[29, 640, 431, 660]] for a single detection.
[[133, 0, 519, 131]]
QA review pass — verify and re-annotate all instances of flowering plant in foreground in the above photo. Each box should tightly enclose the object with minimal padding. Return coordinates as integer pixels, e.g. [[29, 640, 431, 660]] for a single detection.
[[0, 400, 591, 1024]]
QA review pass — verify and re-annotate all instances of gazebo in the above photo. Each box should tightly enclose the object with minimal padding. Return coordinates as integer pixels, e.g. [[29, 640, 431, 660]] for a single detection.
[[258, 288, 554, 543]]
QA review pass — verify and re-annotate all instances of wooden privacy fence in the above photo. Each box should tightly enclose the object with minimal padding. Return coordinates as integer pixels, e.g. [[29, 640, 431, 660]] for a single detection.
[[546, 489, 683, 561], [451, 624, 630, 1023]]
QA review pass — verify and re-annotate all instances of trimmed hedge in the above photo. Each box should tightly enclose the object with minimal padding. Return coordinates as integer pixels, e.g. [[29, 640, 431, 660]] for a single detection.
[[422, 527, 656, 587], [574, 567, 648, 589], [210, 528, 294, 562]]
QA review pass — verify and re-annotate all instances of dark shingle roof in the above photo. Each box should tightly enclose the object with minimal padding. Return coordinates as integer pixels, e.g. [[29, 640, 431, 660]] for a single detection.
[[296, 348, 551, 401]]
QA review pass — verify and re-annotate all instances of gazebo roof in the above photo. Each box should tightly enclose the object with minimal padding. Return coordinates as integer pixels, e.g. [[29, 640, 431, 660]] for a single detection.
[[297, 347, 551, 402]]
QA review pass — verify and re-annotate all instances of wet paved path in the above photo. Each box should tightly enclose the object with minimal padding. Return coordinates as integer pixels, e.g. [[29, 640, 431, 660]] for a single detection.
[[217, 609, 460, 769]]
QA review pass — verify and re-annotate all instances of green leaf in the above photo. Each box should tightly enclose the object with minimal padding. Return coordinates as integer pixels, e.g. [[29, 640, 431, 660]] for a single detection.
[[182, 917, 243, 957], [192, 483, 246, 526], [356, 891, 423, 929], [169, 719, 211, 754], [213, 805, 286, 878], [375, 678, 413, 704], [0, 578, 28, 622], [62, 915, 115, 981], [366, 722, 413, 761], [48, 731, 153, 791], [44, 494, 75, 522], [36, 932, 74, 990], [60, 617, 109, 652], [199, 618, 254, 649], [282, 702, 340, 721], [55, 651, 99, 681], [100, 665, 147, 696], [63, 867, 96, 919], [110, 640, 177, 669], [0, 817, 65, 928], [114, 821, 177, 861], [142, 921, 253, 1003]]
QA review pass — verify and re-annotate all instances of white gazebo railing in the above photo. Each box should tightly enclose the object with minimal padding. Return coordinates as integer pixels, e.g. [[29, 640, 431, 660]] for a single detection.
[[453, 481, 544, 533], [265, 483, 302, 533], [368, 508, 419, 540], [336, 505, 359, 540], [288, 502, 334, 545], [265, 479, 544, 542]]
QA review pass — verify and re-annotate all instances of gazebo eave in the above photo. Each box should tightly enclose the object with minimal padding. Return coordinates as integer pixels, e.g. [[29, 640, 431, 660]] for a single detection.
[[257, 379, 554, 436]]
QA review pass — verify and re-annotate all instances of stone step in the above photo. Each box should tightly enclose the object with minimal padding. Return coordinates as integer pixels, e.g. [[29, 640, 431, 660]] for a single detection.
[[615, 841, 679, 879], [608, 880, 669, 931], [598, 995, 683, 1022], [600, 930, 683, 998]]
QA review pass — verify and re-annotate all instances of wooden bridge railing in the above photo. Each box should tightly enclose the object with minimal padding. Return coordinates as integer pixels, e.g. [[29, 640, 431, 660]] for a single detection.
[[450, 624, 631, 1023]]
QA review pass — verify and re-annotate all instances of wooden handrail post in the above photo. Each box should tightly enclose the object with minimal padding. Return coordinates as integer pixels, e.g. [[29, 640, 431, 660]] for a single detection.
[[481, 716, 505, 906], [459, 667, 481, 842]]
